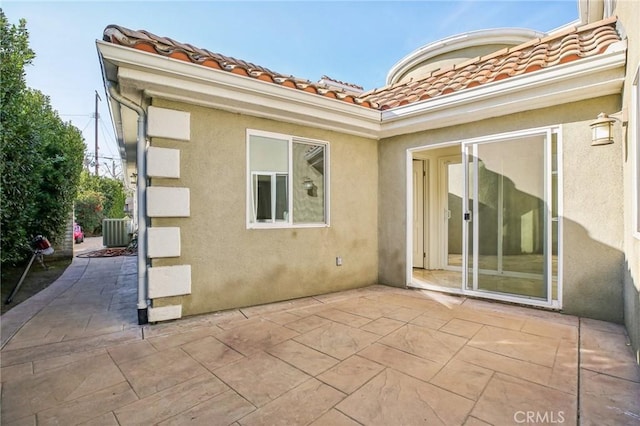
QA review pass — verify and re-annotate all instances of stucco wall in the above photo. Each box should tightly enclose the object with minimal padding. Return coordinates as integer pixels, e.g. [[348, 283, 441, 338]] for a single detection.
[[616, 0, 640, 362], [149, 100, 379, 316], [562, 114, 623, 321], [379, 95, 624, 322]]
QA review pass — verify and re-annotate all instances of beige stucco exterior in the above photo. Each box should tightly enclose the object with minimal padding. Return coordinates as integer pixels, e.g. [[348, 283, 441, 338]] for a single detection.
[[614, 0, 640, 362], [149, 99, 379, 316], [97, 2, 638, 365], [378, 95, 625, 322]]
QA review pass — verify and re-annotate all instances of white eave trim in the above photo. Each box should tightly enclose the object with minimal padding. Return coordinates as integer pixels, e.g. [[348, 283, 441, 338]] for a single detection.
[[380, 41, 627, 138], [98, 39, 626, 142], [97, 41, 381, 139]]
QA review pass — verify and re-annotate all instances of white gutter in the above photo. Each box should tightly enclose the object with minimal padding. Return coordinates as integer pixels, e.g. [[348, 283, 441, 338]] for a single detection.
[[106, 84, 149, 325]]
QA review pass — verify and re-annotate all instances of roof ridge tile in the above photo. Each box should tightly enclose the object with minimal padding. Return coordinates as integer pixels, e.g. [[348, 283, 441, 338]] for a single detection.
[[539, 25, 577, 44], [576, 15, 617, 33], [452, 56, 482, 71]]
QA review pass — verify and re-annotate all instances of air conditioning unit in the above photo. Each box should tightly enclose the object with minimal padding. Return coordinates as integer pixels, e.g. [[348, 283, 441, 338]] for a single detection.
[[103, 218, 133, 247]]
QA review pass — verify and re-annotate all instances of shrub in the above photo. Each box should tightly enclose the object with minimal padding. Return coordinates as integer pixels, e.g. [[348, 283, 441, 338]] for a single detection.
[[74, 190, 104, 236]]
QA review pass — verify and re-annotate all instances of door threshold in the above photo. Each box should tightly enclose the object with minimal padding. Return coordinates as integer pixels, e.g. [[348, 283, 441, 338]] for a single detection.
[[409, 278, 561, 310]]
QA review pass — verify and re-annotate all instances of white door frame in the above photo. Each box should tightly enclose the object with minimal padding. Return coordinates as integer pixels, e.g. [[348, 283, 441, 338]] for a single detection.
[[406, 142, 460, 283], [439, 155, 463, 271], [406, 127, 563, 310], [412, 159, 426, 268]]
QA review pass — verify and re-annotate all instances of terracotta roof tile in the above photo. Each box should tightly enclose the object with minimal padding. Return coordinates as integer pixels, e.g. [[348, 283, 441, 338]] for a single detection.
[[103, 17, 620, 112], [539, 25, 577, 43], [360, 17, 620, 110], [102, 24, 375, 109], [319, 75, 364, 91]]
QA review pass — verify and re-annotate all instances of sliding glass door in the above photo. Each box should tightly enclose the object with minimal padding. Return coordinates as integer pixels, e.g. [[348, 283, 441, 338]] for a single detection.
[[463, 131, 557, 302]]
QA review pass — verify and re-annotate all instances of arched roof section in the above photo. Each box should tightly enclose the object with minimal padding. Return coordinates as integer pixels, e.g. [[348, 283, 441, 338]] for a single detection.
[[387, 28, 546, 85]]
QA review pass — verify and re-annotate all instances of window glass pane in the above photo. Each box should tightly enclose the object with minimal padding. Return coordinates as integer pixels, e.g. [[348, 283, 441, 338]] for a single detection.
[[276, 174, 288, 220], [255, 174, 272, 221], [250, 136, 288, 173], [248, 132, 328, 227], [292, 142, 325, 223]]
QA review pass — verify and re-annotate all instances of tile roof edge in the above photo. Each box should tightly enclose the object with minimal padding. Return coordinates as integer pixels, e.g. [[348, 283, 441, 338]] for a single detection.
[[361, 16, 619, 98], [480, 17, 618, 65], [575, 15, 618, 33], [358, 16, 622, 110], [102, 24, 376, 110], [319, 75, 364, 91], [539, 25, 578, 44]]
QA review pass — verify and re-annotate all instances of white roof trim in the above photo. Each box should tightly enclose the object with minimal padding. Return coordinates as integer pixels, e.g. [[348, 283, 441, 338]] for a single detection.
[[97, 41, 381, 139], [97, 37, 625, 146]]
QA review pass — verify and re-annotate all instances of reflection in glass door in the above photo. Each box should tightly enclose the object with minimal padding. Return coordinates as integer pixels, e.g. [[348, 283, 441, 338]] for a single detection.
[[445, 160, 463, 269], [463, 132, 557, 301]]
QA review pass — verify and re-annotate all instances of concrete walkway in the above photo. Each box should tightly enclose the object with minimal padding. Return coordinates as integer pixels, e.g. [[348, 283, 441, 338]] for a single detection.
[[1, 254, 639, 425]]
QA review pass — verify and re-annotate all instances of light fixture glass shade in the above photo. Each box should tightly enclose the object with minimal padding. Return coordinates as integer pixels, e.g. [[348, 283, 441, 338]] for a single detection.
[[590, 112, 615, 146], [302, 178, 314, 190]]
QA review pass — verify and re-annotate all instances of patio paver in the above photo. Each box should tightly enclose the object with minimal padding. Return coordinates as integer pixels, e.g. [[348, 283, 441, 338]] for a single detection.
[[1, 255, 639, 425]]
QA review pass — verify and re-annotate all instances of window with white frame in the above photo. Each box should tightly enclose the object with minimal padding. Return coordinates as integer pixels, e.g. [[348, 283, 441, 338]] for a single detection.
[[247, 130, 329, 228]]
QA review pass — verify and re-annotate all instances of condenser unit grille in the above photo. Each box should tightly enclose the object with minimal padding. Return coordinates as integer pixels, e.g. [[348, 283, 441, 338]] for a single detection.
[[103, 218, 133, 247]]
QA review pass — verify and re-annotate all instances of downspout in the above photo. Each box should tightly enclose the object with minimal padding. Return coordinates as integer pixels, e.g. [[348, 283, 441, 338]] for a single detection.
[[107, 83, 149, 325]]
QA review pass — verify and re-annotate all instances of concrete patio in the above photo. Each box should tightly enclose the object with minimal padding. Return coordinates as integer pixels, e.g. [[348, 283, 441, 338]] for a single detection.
[[1, 254, 639, 425]]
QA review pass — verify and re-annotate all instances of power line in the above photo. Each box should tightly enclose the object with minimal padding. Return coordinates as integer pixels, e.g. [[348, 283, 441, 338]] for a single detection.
[[94, 91, 101, 175], [79, 118, 93, 133], [98, 117, 119, 158]]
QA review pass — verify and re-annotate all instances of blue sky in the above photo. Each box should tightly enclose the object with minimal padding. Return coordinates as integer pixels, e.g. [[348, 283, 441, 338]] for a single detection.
[[2, 1, 579, 174]]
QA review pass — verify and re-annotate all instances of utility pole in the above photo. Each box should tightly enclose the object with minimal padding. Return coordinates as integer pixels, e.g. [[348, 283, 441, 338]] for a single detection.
[[94, 90, 101, 176]]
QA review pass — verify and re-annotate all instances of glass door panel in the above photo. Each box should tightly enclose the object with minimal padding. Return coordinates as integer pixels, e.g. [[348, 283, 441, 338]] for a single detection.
[[466, 135, 549, 300], [446, 161, 463, 268], [463, 148, 474, 291], [551, 133, 559, 300]]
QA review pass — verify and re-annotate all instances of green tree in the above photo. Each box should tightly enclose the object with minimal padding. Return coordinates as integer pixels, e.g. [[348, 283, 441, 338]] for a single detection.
[[1, 10, 85, 264], [74, 190, 105, 236], [27, 90, 85, 237], [94, 175, 126, 219], [0, 11, 37, 262], [75, 170, 127, 235]]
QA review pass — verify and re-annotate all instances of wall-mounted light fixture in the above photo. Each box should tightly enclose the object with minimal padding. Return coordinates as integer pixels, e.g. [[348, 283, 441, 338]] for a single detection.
[[302, 177, 314, 190], [302, 177, 317, 197], [590, 112, 617, 146]]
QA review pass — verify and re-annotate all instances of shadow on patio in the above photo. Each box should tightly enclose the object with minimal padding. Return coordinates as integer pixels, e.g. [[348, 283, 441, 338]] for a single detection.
[[1, 254, 638, 425]]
